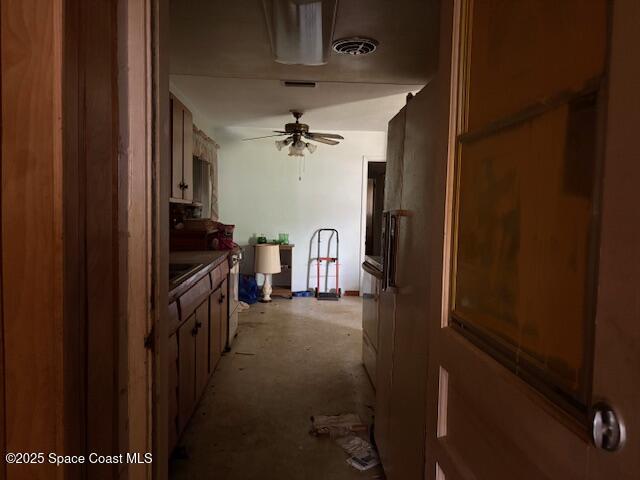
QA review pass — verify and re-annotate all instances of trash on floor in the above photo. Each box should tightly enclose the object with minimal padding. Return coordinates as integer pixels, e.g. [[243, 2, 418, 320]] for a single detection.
[[239, 274, 259, 304], [292, 290, 313, 297], [336, 435, 380, 472], [310, 414, 381, 472], [310, 413, 368, 438]]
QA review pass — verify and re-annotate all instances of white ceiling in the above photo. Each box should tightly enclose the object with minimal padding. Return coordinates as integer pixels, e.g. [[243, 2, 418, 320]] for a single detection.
[[169, 0, 439, 131]]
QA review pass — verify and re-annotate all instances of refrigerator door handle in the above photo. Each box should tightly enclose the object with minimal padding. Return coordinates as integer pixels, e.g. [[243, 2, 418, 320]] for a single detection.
[[382, 211, 391, 291], [383, 210, 410, 292], [388, 214, 398, 290]]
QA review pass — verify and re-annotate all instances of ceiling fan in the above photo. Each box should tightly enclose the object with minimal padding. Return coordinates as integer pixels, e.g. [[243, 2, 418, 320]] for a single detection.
[[243, 111, 344, 157]]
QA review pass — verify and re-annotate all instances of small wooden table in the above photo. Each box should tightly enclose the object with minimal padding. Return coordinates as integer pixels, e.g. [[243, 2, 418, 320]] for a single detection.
[[261, 243, 294, 299]]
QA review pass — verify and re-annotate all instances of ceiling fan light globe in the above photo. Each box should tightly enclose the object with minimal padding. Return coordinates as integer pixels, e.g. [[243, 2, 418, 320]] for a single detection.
[[275, 139, 287, 151], [306, 143, 317, 154], [288, 143, 305, 157]]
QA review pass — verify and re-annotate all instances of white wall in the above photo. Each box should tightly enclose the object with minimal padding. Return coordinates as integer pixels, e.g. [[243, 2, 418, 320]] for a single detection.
[[215, 127, 387, 292]]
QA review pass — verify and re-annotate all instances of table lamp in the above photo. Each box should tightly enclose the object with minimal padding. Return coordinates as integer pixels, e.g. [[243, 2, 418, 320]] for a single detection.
[[255, 244, 281, 302]]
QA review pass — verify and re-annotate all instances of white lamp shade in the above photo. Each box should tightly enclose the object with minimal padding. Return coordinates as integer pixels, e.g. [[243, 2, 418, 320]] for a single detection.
[[255, 245, 282, 274]]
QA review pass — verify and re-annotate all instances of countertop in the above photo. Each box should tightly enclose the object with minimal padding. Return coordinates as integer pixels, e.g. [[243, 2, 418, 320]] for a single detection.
[[169, 249, 233, 303]]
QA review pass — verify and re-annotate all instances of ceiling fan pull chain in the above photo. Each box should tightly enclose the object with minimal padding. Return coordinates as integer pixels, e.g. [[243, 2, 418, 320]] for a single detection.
[[298, 155, 306, 182]]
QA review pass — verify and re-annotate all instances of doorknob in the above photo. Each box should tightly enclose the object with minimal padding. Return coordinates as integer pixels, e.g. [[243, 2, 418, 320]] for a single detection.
[[592, 403, 626, 451]]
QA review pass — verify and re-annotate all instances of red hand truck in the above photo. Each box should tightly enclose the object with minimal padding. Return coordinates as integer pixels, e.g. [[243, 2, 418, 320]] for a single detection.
[[316, 228, 340, 301]]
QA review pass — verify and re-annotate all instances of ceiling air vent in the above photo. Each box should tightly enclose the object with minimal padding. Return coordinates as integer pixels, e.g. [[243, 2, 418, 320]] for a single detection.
[[332, 37, 379, 56], [282, 80, 318, 88]]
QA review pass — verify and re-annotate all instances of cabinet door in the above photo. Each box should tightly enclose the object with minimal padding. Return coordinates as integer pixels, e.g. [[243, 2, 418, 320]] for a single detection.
[[171, 96, 184, 199], [168, 333, 179, 452], [177, 314, 196, 432], [194, 301, 209, 399], [219, 278, 229, 352], [182, 108, 193, 201], [209, 288, 222, 372]]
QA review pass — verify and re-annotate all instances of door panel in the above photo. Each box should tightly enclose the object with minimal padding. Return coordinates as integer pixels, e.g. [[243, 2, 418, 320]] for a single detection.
[[168, 334, 179, 452], [427, 0, 639, 479], [434, 329, 588, 480], [465, 0, 606, 131], [178, 314, 196, 432], [182, 107, 193, 201], [219, 278, 229, 352], [195, 302, 209, 398], [588, 0, 640, 475], [453, 100, 597, 411], [209, 287, 222, 372], [171, 96, 183, 199]]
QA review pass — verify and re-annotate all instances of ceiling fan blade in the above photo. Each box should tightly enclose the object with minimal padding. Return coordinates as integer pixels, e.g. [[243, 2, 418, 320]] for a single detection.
[[304, 134, 339, 146], [306, 132, 344, 140], [242, 133, 288, 141]]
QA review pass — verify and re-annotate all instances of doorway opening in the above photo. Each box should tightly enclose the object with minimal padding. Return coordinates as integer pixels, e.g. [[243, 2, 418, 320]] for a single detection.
[[159, 1, 436, 478]]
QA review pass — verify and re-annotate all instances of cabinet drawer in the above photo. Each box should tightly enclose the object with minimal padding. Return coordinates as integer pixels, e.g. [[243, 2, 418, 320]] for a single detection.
[[179, 274, 212, 320], [211, 261, 229, 290]]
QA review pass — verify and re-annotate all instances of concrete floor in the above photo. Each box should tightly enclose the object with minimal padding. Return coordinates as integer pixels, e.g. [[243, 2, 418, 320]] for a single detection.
[[170, 296, 384, 480]]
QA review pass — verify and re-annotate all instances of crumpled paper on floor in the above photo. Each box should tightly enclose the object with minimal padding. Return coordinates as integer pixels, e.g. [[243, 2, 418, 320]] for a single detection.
[[310, 414, 380, 471], [309, 413, 368, 438]]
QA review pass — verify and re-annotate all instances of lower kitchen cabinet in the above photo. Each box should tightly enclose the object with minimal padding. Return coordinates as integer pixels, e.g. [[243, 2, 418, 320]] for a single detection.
[[219, 278, 229, 353], [194, 302, 210, 399], [169, 257, 232, 452], [209, 286, 222, 372], [168, 333, 179, 452], [178, 314, 197, 432], [177, 301, 211, 433]]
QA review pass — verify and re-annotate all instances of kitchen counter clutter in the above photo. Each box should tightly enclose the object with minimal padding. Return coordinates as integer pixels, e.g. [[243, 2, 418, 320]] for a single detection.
[[168, 247, 241, 452]]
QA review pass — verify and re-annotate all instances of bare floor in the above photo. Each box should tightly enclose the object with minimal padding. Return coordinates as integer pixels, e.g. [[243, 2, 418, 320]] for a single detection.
[[170, 296, 384, 480]]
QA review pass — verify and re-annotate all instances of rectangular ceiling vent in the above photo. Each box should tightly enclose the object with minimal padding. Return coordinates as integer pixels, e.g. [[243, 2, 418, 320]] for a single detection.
[[282, 80, 318, 88]]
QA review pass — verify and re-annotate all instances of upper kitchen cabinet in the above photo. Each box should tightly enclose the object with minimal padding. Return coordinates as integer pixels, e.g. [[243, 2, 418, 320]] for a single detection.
[[171, 94, 194, 202]]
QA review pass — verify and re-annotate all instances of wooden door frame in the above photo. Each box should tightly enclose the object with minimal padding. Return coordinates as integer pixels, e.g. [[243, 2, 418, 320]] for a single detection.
[[118, 0, 168, 478], [117, 0, 171, 477], [150, 0, 171, 478]]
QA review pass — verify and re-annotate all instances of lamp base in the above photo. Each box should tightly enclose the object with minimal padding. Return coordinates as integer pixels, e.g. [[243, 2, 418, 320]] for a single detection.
[[261, 273, 273, 302]]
